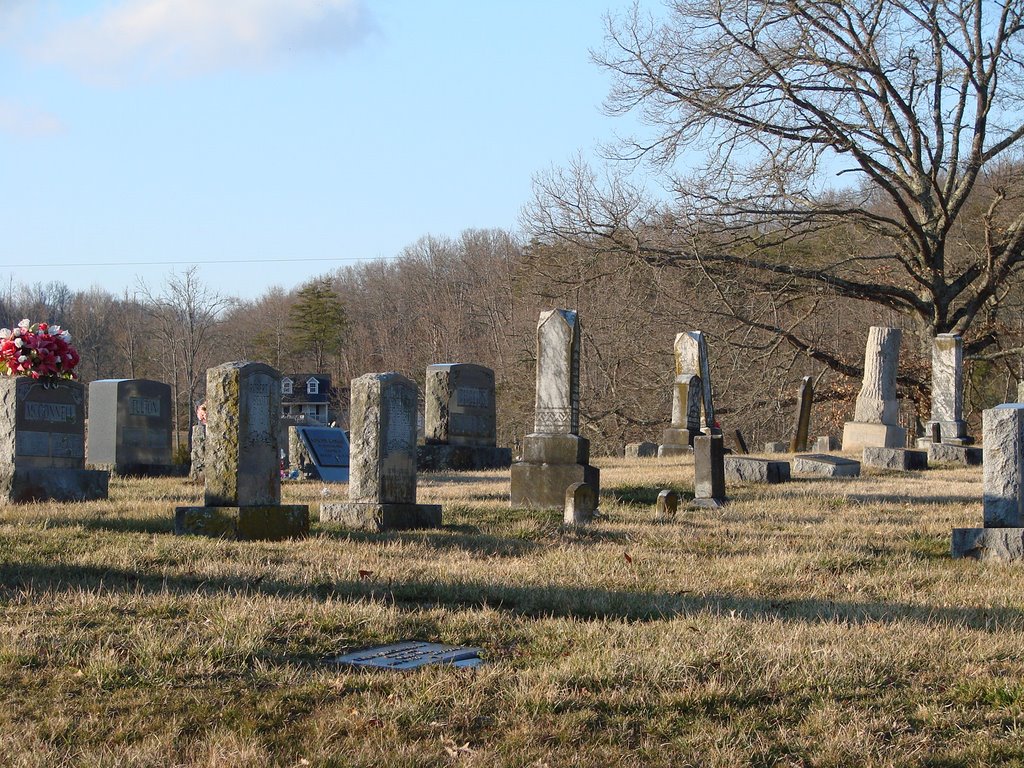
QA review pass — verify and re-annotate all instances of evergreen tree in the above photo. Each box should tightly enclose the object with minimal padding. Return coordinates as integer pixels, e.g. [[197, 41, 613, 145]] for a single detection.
[[288, 278, 347, 372]]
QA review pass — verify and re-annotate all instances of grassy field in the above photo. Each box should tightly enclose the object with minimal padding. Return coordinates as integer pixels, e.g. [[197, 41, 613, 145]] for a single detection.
[[0, 455, 1022, 767]]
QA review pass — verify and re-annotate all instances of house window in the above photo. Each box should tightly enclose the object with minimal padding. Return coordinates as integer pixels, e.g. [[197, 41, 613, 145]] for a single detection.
[[282, 378, 293, 395], [307, 378, 319, 395]]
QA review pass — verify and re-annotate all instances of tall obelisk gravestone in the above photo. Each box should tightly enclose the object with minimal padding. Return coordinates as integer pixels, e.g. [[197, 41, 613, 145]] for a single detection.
[[175, 361, 309, 540], [841, 327, 906, 451], [676, 332, 717, 433], [922, 333, 971, 445], [510, 310, 599, 509]]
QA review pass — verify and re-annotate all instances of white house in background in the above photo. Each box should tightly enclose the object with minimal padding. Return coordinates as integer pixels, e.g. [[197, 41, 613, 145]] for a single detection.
[[280, 373, 332, 424]]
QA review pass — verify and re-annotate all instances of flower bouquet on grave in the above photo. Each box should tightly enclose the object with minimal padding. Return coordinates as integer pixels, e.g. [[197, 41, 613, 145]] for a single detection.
[[0, 320, 79, 379]]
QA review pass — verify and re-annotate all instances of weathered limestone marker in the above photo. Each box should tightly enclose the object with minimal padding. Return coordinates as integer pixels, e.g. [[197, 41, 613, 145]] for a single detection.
[[862, 446, 928, 471], [0, 377, 108, 501], [693, 434, 726, 508], [625, 441, 658, 458], [789, 376, 813, 453], [563, 482, 597, 525], [175, 362, 308, 540], [675, 332, 717, 433], [952, 404, 1024, 560], [923, 334, 970, 446], [792, 454, 861, 478], [510, 310, 599, 509], [320, 373, 441, 530], [841, 327, 907, 451], [87, 378, 173, 476], [655, 489, 680, 521], [189, 424, 205, 481], [418, 363, 511, 470], [659, 373, 703, 456]]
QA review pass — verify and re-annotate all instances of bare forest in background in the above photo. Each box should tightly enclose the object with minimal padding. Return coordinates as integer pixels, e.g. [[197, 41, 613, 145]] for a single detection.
[[4, 223, 1023, 458]]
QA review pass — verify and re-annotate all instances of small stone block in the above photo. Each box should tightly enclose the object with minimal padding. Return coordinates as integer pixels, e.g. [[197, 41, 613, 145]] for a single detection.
[[655, 489, 679, 520], [952, 528, 1024, 562], [174, 505, 309, 540], [564, 482, 597, 525], [657, 443, 692, 457], [863, 447, 929, 470], [764, 441, 788, 454], [319, 502, 442, 531], [724, 457, 791, 484], [792, 454, 861, 477], [814, 436, 839, 452], [841, 422, 907, 452], [928, 443, 983, 466], [625, 441, 659, 458]]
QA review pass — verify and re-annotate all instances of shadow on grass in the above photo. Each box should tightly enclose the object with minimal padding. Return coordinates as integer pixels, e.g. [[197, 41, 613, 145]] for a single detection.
[[607, 486, 693, 507], [314, 527, 540, 558], [844, 493, 980, 506], [3, 561, 1021, 633]]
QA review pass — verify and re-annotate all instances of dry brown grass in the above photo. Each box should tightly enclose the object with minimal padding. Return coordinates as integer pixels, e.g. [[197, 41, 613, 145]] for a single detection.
[[0, 455, 1021, 767]]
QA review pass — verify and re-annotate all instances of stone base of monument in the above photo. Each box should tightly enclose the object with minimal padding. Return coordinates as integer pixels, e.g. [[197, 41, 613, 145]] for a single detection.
[[174, 505, 309, 540], [510, 433, 600, 510], [319, 502, 442, 531], [841, 422, 906, 452], [927, 443, 984, 466], [87, 462, 185, 478], [952, 528, 1024, 561], [658, 427, 699, 457], [916, 437, 973, 449], [724, 457, 790, 484], [625, 441, 658, 458], [863, 446, 928, 470], [693, 496, 727, 509], [792, 454, 861, 478], [416, 445, 512, 472], [1, 468, 109, 503], [658, 443, 692, 457]]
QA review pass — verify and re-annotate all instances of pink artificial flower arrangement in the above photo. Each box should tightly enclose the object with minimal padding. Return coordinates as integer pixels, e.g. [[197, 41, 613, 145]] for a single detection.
[[0, 319, 79, 379]]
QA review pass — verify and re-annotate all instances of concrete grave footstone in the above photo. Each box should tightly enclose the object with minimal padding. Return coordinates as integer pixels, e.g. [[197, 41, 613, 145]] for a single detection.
[[792, 454, 861, 478], [655, 489, 679, 521], [693, 434, 726, 508], [953, 405, 1024, 561], [724, 456, 791, 484], [320, 373, 441, 530], [625, 441, 658, 458], [510, 310, 599, 509], [814, 436, 839, 452], [789, 376, 813, 453], [842, 327, 907, 451], [86, 379, 174, 476], [0, 377, 108, 502], [862, 446, 928, 471], [189, 425, 205, 481], [175, 362, 308, 540], [296, 426, 349, 482], [928, 442, 983, 466], [418, 363, 511, 471], [764, 441, 788, 454], [923, 334, 971, 446], [563, 482, 597, 525]]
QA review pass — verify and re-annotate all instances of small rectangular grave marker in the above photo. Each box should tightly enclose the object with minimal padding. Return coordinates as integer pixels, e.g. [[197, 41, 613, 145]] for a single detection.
[[331, 641, 483, 670]]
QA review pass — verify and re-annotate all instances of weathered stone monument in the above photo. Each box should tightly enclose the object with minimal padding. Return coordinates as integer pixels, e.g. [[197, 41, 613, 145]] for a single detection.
[[320, 373, 441, 530], [563, 481, 597, 525], [921, 333, 970, 446], [789, 376, 813, 453], [655, 489, 680, 521], [510, 310, 599, 509], [952, 405, 1024, 560], [792, 454, 861, 477], [841, 327, 907, 451], [417, 363, 511, 470], [0, 377, 108, 501], [677, 332, 716, 432], [189, 424, 205, 481], [659, 374, 703, 456], [862, 446, 928, 471], [175, 362, 308, 540], [625, 441, 659, 458], [814, 435, 839, 453], [86, 379, 173, 476], [693, 434, 726, 507]]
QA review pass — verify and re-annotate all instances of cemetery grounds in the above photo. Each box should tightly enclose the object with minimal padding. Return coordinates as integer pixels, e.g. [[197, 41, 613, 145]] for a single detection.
[[0, 456, 1020, 767]]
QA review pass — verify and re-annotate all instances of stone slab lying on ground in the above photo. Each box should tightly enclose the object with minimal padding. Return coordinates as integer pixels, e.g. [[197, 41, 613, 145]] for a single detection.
[[724, 456, 791, 484], [792, 454, 861, 478], [319, 502, 442, 531], [928, 442, 983, 466], [862, 446, 929, 471], [625, 441, 658, 458], [951, 528, 1024, 562]]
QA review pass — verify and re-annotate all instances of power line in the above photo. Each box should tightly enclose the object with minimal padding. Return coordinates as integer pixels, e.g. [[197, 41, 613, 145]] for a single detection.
[[17, 255, 387, 268]]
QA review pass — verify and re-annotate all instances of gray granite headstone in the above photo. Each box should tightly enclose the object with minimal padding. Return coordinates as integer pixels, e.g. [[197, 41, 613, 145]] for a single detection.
[[563, 481, 597, 525], [86, 378, 172, 475], [425, 363, 496, 447], [655, 489, 679, 520], [190, 424, 205, 481], [693, 434, 726, 507]]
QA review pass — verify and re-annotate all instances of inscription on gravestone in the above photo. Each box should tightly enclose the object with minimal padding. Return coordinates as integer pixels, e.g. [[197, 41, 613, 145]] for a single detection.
[[128, 397, 160, 417], [246, 374, 273, 443], [86, 379, 173, 474]]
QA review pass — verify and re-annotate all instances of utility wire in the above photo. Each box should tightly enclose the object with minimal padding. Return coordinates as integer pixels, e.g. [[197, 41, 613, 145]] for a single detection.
[[19, 255, 385, 268]]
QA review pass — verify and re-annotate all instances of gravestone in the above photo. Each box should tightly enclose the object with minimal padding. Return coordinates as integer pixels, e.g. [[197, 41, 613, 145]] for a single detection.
[[675, 332, 717, 432], [625, 441, 658, 458], [563, 482, 597, 525], [724, 456, 790, 484], [320, 373, 441, 530], [0, 377, 108, 502], [928, 442, 983, 466], [1018, 381, 1024, 403], [510, 310, 599, 510], [189, 425, 205, 481], [953, 405, 1024, 560], [693, 434, 726, 508], [814, 435, 839, 453], [921, 334, 971, 446], [655, 489, 679, 521], [659, 373, 702, 457], [764, 441, 788, 454], [792, 454, 861, 478], [175, 362, 308, 540], [789, 376, 813, 453], [288, 425, 311, 474], [862, 446, 928, 471], [295, 425, 349, 482], [86, 379, 173, 476], [841, 327, 907, 451], [418, 363, 511, 470], [733, 430, 749, 455]]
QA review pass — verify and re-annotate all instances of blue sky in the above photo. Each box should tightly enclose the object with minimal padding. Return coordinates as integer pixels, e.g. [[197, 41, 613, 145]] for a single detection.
[[0, 0, 644, 300]]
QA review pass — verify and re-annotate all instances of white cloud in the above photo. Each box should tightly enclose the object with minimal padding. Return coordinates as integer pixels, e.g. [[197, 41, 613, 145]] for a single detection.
[[33, 0, 374, 83], [0, 101, 65, 137]]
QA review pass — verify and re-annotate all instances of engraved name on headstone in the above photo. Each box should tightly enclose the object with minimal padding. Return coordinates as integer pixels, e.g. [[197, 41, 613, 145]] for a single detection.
[[86, 379, 173, 473]]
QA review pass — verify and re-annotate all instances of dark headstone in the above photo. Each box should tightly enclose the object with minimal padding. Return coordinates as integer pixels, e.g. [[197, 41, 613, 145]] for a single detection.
[[87, 378, 173, 475], [789, 376, 813, 453], [296, 426, 350, 482], [693, 434, 726, 507]]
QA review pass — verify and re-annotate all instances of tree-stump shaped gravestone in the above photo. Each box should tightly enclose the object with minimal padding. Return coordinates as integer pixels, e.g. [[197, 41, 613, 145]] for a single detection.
[[841, 327, 907, 451]]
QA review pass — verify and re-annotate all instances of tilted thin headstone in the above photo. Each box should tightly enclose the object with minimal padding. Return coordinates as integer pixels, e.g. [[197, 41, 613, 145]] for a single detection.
[[789, 376, 813, 453]]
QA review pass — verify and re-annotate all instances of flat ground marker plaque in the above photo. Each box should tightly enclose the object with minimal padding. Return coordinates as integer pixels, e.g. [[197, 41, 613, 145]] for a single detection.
[[330, 641, 483, 670]]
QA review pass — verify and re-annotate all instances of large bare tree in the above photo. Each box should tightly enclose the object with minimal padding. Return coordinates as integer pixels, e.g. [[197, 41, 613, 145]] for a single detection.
[[530, 0, 1024, 396]]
